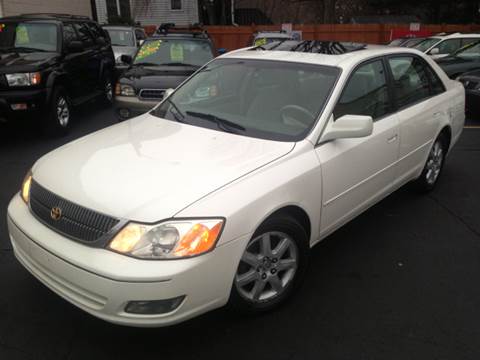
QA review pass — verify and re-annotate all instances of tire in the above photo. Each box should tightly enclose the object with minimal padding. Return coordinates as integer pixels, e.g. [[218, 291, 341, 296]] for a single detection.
[[46, 86, 71, 136], [229, 215, 309, 313], [100, 72, 114, 106], [413, 133, 448, 192]]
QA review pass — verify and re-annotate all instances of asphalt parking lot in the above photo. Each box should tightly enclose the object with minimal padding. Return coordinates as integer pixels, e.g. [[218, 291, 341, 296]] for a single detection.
[[1, 104, 479, 360]]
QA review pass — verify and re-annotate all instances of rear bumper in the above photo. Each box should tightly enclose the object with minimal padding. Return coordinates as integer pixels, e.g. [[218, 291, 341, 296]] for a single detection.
[[0, 88, 48, 122], [114, 95, 159, 120], [7, 194, 247, 327]]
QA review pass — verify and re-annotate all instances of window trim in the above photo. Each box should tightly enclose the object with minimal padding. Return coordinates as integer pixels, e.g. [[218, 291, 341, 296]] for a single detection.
[[331, 56, 395, 123], [385, 53, 446, 112]]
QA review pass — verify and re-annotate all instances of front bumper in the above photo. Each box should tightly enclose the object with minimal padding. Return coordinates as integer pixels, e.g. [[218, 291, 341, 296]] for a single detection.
[[7, 194, 247, 327], [0, 88, 48, 122], [114, 95, 159, 120]]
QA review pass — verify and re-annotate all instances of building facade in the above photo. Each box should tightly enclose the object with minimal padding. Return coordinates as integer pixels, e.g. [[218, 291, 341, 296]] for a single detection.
[[0, 0, 92, 18], [94, 0, 199, 25]]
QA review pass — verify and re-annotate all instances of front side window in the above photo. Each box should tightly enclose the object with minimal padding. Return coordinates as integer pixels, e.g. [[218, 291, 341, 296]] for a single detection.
[[105, 29, 135, 46], [135, 29, 146, 40], [413, 37, 441, 52], [73, 23, 94, 47], [388, 56, 431, 108], [334, 60, 390, 120], [62, 23, 78, 48], [152, 59, 340, 141], [433, 39, 462, 55], [0, 22, 58, 52], [134, 39, 214, 67]]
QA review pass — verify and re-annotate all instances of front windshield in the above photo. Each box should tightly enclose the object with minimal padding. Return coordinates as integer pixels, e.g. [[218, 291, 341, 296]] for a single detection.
[[454, 41, 480, 59], [105, 29, 135, 46], [152, 59, 340, 142], [413, 37, 441, 52], [0, 22, 58, 52], [133, 39, 214, 67]]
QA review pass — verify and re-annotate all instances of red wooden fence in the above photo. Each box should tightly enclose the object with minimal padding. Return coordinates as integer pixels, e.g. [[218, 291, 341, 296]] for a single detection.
[[144, 23, 480, 50]]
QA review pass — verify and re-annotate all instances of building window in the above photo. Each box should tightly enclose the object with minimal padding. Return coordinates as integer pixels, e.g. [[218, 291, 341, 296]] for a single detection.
[[171, 0, 182, 10]]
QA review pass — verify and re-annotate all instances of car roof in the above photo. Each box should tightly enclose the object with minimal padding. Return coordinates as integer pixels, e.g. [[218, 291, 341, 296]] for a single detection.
[[150, 33, 210, 40], [254, 32, 292, 38], [1, 13, 91, 21], [103, 25, 140, 31], [431, 33, 480, 40], [221, 41, 424, 68]]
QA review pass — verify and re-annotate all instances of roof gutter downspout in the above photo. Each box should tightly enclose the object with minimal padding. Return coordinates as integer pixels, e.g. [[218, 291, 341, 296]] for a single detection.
[[231, 0, 238, 26]]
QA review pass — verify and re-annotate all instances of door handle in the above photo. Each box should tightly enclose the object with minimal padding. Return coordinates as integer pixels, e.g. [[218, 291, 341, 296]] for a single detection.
[[433, 112, 442, 117], [387, 134, 398, 143]]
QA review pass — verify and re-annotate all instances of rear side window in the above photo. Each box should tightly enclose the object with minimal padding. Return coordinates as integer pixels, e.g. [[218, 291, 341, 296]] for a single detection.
[[86, 22, 106, 42], [425, 66, 445, 96], [334, 59, 390, 120], [388, 56, 431, 108], [73, 22, 94, 47]]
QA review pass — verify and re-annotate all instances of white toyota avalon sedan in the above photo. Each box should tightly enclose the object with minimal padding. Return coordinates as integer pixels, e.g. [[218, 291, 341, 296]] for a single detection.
[[7, 41, 464, 327]]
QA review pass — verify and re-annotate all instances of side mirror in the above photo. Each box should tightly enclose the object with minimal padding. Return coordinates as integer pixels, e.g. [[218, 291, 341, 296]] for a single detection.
[[137, 39, 145, 47], [67, 40, 84, 53], [320, 114, 373, 143], [217, 48, 227, 55], [120, 54, 133, 65], [429, 47, 440, 55], [164, 88, 174, 98]]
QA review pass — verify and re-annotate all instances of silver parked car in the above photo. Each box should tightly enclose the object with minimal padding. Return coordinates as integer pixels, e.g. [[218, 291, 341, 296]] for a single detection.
[[103, 25, 147, 72]]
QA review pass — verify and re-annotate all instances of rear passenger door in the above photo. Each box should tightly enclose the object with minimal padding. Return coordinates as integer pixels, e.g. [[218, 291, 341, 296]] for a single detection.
[[386, 55, 449, 184], [315, 58, 400, 236]]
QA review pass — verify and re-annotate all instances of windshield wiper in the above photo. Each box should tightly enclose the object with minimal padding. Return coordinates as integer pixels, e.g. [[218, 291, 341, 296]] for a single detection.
[[9, 46, 48, 52], [186, 111, 246, 133], [160, 62, 200, 67], [134, 62, 159, 66]]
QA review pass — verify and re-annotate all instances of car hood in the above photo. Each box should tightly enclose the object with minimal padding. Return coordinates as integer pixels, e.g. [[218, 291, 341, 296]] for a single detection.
[[112, 46, 137, 60], [32, 113, 294, 222], [120, 65, 198, 90], [0, 51, 58, 73]]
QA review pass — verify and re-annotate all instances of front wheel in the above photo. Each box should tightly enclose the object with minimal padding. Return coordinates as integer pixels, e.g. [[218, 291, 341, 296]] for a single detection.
[[230, 216, 309, 313], [46, 87, 71, 136], [414, 134, 447, 192]]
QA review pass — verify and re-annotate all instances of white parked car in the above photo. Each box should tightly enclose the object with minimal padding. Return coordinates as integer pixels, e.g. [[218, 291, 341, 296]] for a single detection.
[[7, 41, 464, 327], [413, 33, 480, 60]]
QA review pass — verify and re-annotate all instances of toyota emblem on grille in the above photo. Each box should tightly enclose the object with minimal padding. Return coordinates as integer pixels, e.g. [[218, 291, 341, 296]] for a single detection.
[[50, 207, 62, 221]]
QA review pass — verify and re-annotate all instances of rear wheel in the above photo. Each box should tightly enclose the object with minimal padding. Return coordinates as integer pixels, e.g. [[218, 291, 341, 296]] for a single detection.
[[414, 134, 447, 192], [230, 216, 309, 313]]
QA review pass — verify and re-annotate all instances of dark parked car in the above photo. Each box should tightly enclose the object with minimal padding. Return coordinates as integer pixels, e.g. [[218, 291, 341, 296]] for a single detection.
[[0, 13, 115, 134], [114, 24, 216, 120], [436, 40, 480, 78], [457, 70, 480, 116]]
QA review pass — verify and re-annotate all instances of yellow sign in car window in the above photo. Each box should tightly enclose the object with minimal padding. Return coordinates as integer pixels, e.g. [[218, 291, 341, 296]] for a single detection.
[[170, 43, 184, 62], [16, 25, 29, 44], [136, 40, 162, 61], [254, 37, 267, 46]]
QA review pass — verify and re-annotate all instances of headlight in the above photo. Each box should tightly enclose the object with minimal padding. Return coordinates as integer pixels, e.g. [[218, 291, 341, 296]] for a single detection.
[[115, 83, 135, 96], [108, 219, 224, 259], [6, 72, 41, 87], [21, 171, 32, 204]]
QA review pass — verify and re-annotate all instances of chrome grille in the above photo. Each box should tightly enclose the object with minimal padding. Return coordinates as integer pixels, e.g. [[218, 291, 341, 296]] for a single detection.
[[139, 88, 165, 100], [29, 180, 120, 244]]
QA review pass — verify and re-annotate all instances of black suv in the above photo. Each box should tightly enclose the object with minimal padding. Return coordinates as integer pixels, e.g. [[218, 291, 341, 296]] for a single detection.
[[114, 24, 217, 120], [0, 14, 115, 134]]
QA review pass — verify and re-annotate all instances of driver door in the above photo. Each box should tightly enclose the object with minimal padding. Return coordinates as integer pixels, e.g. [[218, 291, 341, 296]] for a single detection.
[[315, 58, 400, 236]]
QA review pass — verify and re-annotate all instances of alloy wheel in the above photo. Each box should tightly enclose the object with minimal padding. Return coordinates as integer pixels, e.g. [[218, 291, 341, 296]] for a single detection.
[[235, 231, 298, 303], [425, 141, 443, 185], [56, 96, 70, 128]]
